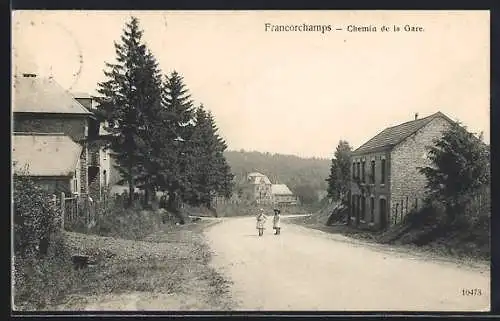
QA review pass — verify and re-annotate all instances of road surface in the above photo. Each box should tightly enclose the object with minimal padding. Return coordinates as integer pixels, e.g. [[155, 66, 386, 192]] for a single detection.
[[205, 216, 490, 311]]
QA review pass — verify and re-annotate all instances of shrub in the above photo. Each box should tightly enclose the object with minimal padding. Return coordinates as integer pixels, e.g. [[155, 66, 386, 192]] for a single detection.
[[13, 173, 62, 257], [13, 233, 83, 310], [403, 200, 447, 228], [90, 195, 169, 240]]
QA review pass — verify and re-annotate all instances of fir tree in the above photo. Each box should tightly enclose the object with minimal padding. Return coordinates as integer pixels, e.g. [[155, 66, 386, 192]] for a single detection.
[[94, 16, 162, 207], [184, 105, 234, 210], [157, 71, 195, 212], [326, 140, 352, 203], [133, 49, 164, 208]]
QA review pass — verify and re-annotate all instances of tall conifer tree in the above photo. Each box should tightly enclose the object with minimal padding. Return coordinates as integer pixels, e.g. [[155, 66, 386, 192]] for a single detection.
[[158, 71, 195, 211], [95, 16, 162, 207]]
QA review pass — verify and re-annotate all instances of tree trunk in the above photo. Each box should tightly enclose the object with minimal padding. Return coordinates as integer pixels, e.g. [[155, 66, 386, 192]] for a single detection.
[[127, 178, 134, 208], [144, 185, 150, 209], [167, 190, 185, 224], [143, 177, 152, 210], [167, 190, 176, 212]]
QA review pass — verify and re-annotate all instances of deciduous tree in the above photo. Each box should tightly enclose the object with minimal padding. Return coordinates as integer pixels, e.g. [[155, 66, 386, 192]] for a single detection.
[[419, 121, 490, 224]]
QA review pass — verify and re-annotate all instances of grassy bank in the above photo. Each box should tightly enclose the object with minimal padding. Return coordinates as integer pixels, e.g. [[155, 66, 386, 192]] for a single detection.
[[285, 215, 490, 266], [13, 216, 233, 311]]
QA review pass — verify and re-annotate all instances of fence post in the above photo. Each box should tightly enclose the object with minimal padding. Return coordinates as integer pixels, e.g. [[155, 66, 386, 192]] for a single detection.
[[60, 192, 65, 230]]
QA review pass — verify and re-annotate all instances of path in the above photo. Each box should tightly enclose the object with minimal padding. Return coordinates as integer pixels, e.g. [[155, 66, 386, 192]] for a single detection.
[[205, 216, 490, 311]]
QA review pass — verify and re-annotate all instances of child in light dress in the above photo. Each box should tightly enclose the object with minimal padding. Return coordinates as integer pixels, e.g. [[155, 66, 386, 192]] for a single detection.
[[256, 208, 267, 236], [273, 208, 281, 235]]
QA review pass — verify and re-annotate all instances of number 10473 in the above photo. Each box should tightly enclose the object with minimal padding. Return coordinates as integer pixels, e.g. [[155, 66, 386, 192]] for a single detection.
[[462, 289, 482, 296]]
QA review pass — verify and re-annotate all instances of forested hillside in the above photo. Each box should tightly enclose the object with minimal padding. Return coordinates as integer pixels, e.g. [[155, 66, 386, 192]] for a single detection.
[[224, 150, 330, 204], [110, 148, 331, 205]]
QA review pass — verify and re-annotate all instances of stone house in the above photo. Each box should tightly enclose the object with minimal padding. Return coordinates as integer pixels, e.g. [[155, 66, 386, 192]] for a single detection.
[[12, 133, 83, 194], [349, 111, 455, 230], [271, 184, 298, 206], [243, 172, 273, 205], [12, 73, 110, 201]]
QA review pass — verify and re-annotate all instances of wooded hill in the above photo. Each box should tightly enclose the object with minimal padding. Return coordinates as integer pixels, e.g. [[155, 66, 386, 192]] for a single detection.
[[224, 150, 330, 204], [110, 149, 331, 204]]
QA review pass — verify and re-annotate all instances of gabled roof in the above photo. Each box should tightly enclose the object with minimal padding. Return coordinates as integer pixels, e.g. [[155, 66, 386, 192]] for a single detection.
[[12, 133, 82, 177], [247, 172, 272, 185], [271, 184, 293, 195], [72, 92, 93, 99], [248, 172, 265, 177], [352, 112, 454, 155], [13, 74, 93, 116]]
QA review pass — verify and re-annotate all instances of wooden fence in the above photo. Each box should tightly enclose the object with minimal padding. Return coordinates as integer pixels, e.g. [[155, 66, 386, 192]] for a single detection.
[[60, 192, 97, 231], [392, 197, 420, 226], [391, 186, 490, 226], [463, 187, 490, 220]]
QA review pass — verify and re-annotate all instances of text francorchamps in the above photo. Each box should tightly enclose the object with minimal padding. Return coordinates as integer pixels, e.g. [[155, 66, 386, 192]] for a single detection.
[[265, 23, 332, 33]]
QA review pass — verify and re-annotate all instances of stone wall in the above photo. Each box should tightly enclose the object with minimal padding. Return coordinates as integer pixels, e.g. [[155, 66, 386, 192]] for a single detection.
[[13, 115, 87, 142], [390, 116, 451, 225], [14, 114, 89, 195]]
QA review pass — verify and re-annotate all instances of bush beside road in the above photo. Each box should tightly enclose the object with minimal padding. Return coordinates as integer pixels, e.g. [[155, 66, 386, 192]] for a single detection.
[[13, 217, 233, 311]]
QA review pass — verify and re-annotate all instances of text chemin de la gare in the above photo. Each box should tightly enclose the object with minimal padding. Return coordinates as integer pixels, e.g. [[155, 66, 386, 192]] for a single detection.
[[264, 23, 424, 33]]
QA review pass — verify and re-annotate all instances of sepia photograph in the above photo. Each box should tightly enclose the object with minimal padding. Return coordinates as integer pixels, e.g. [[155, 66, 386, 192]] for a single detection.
[[11, 10, 490, 312]]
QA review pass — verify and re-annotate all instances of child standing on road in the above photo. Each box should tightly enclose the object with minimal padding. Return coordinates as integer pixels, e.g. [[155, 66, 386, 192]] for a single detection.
[[256, 208, 267, 237], [273, 208, 281, 235]]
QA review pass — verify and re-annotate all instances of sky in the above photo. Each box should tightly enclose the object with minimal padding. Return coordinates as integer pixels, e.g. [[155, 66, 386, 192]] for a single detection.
[[12, 10, 490, 158]]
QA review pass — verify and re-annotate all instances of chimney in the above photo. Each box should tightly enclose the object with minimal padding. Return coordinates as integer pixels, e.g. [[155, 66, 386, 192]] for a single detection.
[[414, 113, 419, 120]]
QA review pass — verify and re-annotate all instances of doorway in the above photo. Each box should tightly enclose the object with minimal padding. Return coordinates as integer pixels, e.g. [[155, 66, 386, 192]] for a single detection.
[[379, 198, 387, 229]]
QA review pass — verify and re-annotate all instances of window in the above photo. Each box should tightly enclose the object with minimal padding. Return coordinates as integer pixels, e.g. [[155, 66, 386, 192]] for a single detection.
[[356, 162, 360, 181], [381, 159, 386, 184], [370, 197, 375, 223], [73, 171, 78, 193], [361, 160, 366, 183], [370, 160, 375, 184], [352, 162, 356, 179]]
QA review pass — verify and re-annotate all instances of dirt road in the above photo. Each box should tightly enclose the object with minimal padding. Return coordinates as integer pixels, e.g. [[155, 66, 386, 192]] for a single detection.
[[205, 216, 490, 311]]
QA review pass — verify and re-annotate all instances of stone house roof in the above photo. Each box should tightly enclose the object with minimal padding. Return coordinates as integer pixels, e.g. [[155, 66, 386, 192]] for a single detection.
[[271, 184, 294, 196], [247, 172, 272, 185], [12, 133, 82, 177], [352, 111, 454, 155], [13, 74, 93, 116]]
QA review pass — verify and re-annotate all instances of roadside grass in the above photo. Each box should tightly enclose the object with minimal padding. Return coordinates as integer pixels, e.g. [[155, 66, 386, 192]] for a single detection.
[[13, 217, 233, 311], [285, 216, 490, 267]]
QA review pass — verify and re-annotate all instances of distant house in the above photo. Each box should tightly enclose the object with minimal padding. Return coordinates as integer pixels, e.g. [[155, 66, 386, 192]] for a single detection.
[[12, 73, 110, 201], [12, 133, 82, 194], [271, 184, 298, 206], [349, 111, 455, 230], [242, 172, 273, 204]]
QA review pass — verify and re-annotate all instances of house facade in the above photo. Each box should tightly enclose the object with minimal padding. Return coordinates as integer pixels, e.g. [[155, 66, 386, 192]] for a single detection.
[[349, 112, 454, 230], [12, 73, 110, 201], [72, 92, 112, 201], [271, 184, 298, 206], [245, 172, 273, 204], [12, 133, 83, 194]]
